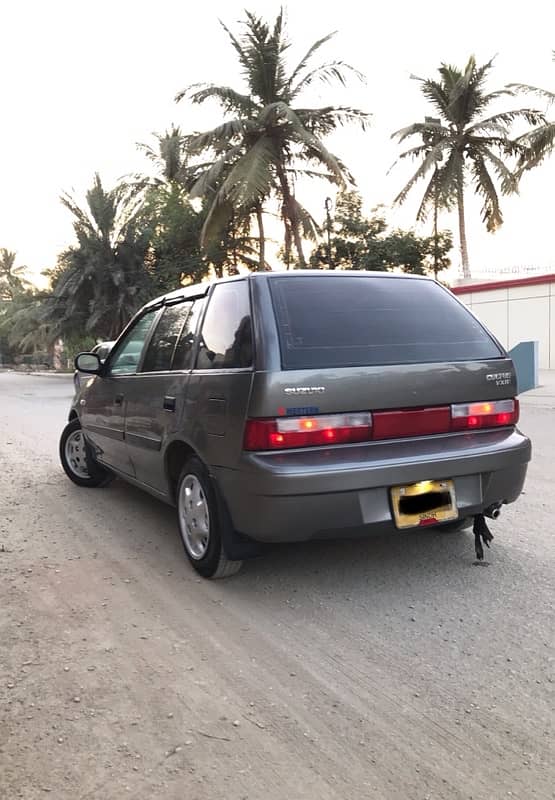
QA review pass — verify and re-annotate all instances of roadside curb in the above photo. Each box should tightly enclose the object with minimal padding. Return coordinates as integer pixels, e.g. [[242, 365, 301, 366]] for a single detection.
[[29, 371, 73, 378], [0, 370, 72, 377]]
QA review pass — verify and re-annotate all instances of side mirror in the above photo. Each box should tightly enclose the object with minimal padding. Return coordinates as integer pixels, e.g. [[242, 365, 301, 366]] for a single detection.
[[75, 352, 102, 374]]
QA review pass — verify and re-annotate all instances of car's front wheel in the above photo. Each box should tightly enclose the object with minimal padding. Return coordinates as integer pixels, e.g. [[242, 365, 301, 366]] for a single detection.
[[59, 418, 114, 488], [176, 457, 242, 579]]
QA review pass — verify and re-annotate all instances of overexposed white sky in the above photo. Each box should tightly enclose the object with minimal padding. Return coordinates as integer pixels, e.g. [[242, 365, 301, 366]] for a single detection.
[[1, 0, 554, 284]]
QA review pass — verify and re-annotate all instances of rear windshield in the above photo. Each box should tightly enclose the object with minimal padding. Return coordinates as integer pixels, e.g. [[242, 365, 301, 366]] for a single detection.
[[268, 275, 502, 370]]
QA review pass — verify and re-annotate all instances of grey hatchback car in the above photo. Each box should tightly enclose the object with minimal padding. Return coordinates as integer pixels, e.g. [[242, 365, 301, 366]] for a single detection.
[[60, 271, 531, 578]]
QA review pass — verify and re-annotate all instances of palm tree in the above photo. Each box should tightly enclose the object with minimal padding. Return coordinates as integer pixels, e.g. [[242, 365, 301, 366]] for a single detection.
[[509, 52, 555, 175], [391, 56, 545, 279], [0, 290, 55, 354], [184, 154, 273, 272], [0, 251, 53, 357], [135, 127, 261, 281], [176, 9, 369, 268], [52, 174, 154, 339], [137, 125, 189, 186], [133, 127, 208, 287], [0, 249, 30, 301]]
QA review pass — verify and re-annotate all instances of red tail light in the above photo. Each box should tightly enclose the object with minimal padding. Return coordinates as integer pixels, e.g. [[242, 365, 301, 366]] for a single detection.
[[243, 413, 372, 451], [450, 399, 519, 431], [243, 400, 518, 451]]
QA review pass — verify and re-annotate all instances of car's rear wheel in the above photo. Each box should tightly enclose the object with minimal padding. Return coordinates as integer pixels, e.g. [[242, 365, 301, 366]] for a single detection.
[[59, 418, 114, 488], [176, 457, 242, 579]]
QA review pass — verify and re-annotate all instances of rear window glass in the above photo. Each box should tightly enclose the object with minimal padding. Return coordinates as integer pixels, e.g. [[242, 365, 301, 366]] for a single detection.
[[269, 276, 502, 370]]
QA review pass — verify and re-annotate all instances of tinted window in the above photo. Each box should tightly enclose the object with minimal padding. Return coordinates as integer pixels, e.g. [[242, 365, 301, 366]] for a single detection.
[[269, 276, 502, 370], [172, 299, 204, 371], [109, 309, 158, 375], [195, 282, 253, 370], [141, 302, 192, 373]]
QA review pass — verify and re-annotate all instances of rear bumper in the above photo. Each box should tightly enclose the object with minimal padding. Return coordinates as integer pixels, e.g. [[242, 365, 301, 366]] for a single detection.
[[214, 428, 531, 542]]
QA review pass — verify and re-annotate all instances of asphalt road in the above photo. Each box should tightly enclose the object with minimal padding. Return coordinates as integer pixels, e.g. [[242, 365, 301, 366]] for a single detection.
[[1, 372, 554, 800]]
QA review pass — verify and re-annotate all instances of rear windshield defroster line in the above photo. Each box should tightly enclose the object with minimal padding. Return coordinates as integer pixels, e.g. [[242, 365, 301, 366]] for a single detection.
[[268, 275, 502, 371]]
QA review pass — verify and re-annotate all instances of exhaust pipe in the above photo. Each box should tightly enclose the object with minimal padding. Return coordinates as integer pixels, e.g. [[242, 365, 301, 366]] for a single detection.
[[484, 503, 502, 520]]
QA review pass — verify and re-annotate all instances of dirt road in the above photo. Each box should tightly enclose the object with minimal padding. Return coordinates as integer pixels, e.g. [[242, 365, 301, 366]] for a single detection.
[[1, 373, 553, 799]]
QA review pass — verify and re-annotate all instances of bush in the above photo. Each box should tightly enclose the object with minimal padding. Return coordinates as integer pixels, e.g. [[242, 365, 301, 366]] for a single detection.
[[15, 352, 53, 368], [62, 336, 98, 369]]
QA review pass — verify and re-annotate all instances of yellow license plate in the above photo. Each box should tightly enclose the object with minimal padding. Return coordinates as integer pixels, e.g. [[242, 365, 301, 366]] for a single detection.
[[391, 479, 458, 529]]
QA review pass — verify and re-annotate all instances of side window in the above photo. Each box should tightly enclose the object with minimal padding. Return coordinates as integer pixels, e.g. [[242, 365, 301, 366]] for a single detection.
[[141, 302, 192, 373], [172, 299, 205, 371], [108, 309, 158, 376], [195, 282, 252, 370]]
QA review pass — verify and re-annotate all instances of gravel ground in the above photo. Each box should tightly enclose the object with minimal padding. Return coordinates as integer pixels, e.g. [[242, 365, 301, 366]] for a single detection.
[[1, 372, 553, 800]]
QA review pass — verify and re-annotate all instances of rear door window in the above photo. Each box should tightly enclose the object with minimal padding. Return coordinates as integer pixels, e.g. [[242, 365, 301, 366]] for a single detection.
[[172, 299, 205, 371], [269, 276, 502, 370], [141, 302, 192, 373], [195, 281, 253, 370]]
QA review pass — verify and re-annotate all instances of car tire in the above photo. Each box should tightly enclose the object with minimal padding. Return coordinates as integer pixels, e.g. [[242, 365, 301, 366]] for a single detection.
[[176, 457, 243, 579], [59, 418, 114, 488]]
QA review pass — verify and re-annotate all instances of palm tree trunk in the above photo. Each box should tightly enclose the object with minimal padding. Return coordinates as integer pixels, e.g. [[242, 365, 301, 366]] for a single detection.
[[456, 173, 471, 280], [231, 210, 238, 274], [282, 215, 292, 269], [276, 162, 306, 268], [256, 205, 266, 271], [433, 179, 439, 279], [290, 210, 306, 269]]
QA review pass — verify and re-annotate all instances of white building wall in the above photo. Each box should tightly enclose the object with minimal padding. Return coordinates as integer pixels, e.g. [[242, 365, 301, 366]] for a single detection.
[[551, 294, 555, 368], [456, 280, 553, 369]]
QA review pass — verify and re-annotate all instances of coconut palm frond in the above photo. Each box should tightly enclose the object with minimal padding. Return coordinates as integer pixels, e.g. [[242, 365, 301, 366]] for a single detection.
[[516, 120, 555, 172], [470, 151, 503, 232]]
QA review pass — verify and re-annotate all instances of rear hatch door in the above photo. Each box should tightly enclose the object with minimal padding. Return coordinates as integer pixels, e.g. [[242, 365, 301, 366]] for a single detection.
[[249, 273, 516, 419]]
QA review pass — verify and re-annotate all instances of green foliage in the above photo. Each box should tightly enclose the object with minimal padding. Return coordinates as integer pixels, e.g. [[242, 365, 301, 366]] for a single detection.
[[146, 182, 260, 287], [62, 334, 98, 366], [135, 127, 256, 286], [0, 249, 31, 301], [50, 174, 155, 341], [144, 184, 205, 290], [201, 203, 263, 276], [310, 191, 452, 276], [0, 291, 55, 358], [0, 251, 44, 360], [2, 174, 156, 359]]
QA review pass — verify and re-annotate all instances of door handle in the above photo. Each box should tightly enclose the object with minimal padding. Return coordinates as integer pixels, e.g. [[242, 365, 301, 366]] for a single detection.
[[163, 396, 176, 412], [114, 393, 124, 406]]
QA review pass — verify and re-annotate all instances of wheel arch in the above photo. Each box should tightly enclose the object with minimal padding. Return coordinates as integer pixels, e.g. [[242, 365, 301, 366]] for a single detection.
[[164, 439, 199, 504], [165, 437, 261, 561]]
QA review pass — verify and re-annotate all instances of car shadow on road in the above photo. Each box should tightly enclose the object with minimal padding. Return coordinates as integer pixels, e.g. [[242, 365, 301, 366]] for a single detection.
[[73, 476, 522, 607]]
